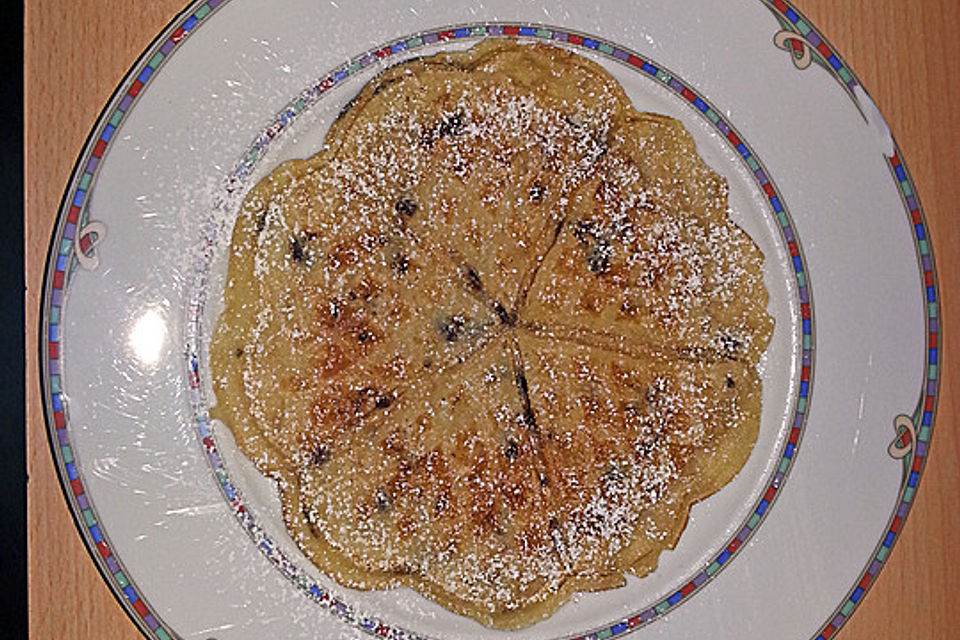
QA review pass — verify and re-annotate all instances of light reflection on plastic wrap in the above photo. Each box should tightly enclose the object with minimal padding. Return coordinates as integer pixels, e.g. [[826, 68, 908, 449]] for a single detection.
[[128, 307, 168, 367]]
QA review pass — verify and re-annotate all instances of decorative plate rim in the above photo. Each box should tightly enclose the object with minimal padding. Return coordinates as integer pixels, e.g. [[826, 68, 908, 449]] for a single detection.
[[37, 2, 941, 640], [38, 3, 233, 639]]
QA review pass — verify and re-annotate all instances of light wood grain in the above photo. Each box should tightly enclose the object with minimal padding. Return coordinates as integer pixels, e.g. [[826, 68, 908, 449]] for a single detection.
[[26, 1, 960, 638]]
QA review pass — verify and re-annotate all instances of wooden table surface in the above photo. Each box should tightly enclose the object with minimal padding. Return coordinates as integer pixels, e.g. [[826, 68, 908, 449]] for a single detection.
[[25, 1, 960, 638]]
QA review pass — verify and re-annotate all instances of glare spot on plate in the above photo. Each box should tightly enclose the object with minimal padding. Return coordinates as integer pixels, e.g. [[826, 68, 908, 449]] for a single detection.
[[129, 308, 167, 366]]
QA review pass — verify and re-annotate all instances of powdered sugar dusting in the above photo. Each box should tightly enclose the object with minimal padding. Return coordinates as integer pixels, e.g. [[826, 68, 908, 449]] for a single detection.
[[208, 39, 772, 629]]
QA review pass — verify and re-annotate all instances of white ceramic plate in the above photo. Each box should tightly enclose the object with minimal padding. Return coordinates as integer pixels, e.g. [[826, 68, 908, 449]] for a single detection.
[[40, 1, 941, 639]]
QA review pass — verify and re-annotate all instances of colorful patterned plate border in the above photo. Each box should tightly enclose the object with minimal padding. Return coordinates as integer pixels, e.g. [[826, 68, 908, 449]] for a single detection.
[[761, 2, 941, 638], [185, 20, 812, 640], [40, 5, 230, 639], [37, 1, 940, 639]]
